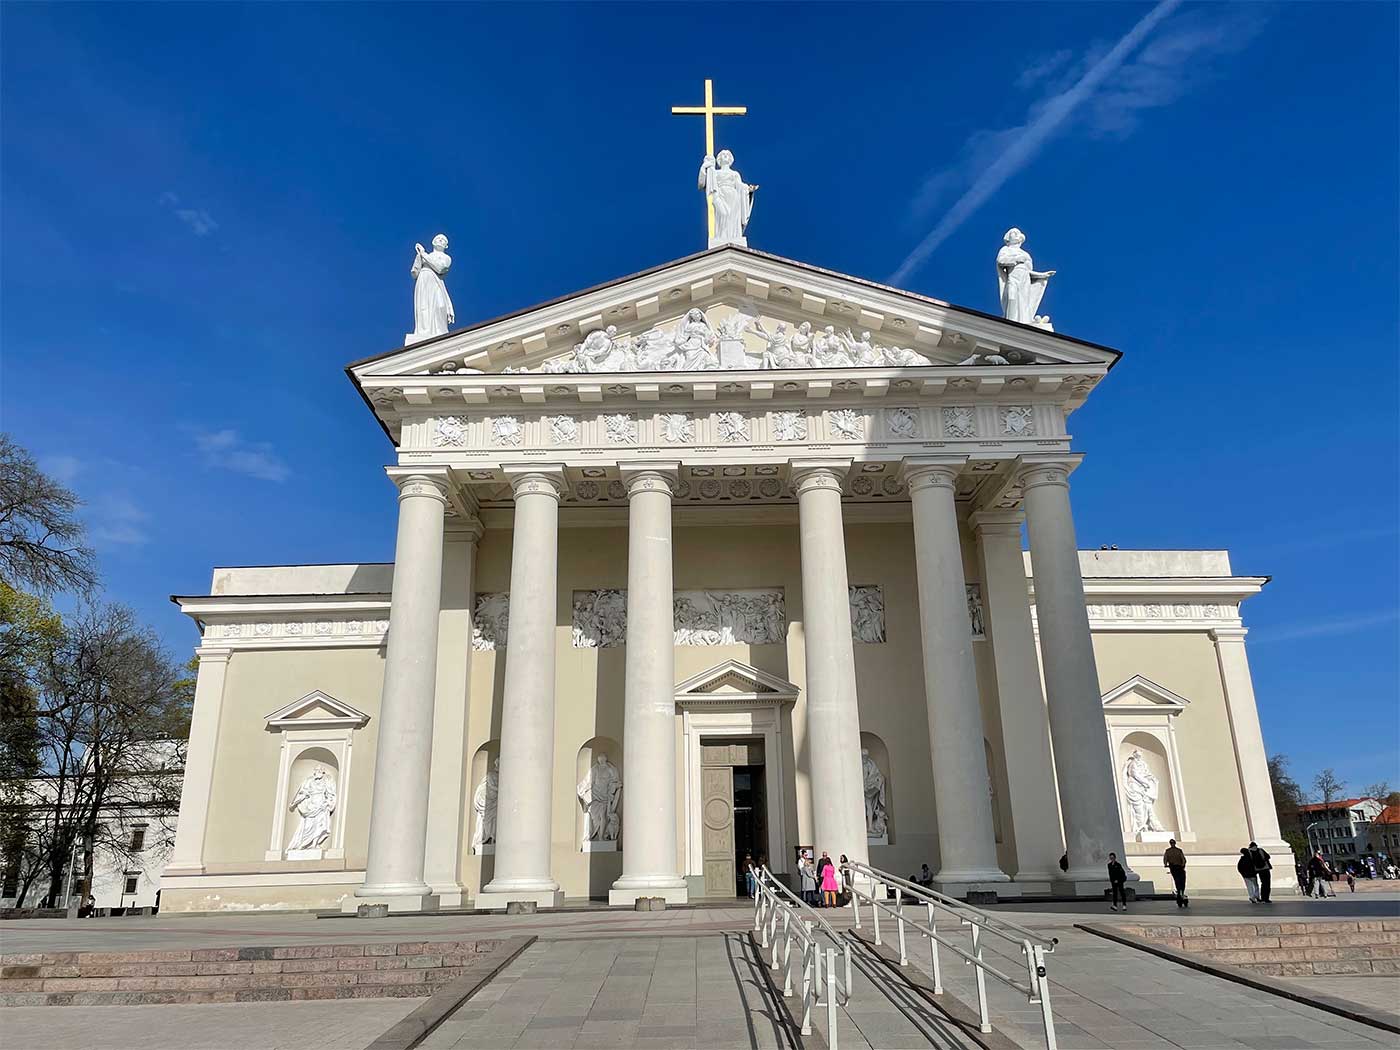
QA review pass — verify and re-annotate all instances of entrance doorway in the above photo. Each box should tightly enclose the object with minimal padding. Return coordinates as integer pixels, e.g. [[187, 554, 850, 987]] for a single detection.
[[700, 739, 767, 898]]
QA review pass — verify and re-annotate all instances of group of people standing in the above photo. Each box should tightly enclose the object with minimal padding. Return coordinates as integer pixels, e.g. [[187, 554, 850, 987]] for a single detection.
[[1236, 841, 1275, 903], [796, 850, 849, 907], [1105, 839, 1273, 910]]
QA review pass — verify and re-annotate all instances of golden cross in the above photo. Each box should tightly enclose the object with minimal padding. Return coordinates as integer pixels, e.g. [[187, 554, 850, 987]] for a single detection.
[[671, 78, 747, 239]]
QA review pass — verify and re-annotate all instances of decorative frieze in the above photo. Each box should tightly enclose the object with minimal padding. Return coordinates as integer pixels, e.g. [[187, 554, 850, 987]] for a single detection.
[[886, 407, 920, 439], [1081, 601, 1238, 624], [848, 586, 886, 644], [603, 413, 637, 444], [715, 411, 750, 443], [434, 416, 467, 448], [771, 410, 807, 442], [1000, 405, 1035, 437], [204, 617, 389, 646], [549, 414, 580, 445], [943, 406, 976, 438], [472, 592, 510, 650], [491, 415, 523, 446], [828, 408, 864, 440], [659, 412, 694, 444], [568, 588, 788, 647]]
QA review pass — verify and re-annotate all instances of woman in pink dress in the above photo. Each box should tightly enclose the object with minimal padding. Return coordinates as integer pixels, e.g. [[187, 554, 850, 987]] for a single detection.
[[820, 852, 840, 907]]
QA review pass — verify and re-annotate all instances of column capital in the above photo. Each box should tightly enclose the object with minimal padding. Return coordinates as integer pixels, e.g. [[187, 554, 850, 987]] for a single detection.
[[619, 460, 680, 497], [901, 455, 968, 492], [1209, 626, 1249, 642], [503, 464, 566, 501], [386, 469, 451, 505], [969, 509, 1025, 536], [1014, 453, 1084, 492], [790, 457, 851, 496], [193, 646, 232, 663]]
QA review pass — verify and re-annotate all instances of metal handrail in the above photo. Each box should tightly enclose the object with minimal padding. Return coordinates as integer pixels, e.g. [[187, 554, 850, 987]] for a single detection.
[[842, 861, 1060, 1050], [749, 865, 848, 1048]]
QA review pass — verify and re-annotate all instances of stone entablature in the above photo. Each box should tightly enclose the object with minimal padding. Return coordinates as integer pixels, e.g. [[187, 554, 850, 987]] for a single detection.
[[179, 595, 391, 650]]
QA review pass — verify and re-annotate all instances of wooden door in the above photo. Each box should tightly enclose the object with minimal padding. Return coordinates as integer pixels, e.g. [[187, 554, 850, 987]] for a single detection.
[[701, 766, 736, 897]]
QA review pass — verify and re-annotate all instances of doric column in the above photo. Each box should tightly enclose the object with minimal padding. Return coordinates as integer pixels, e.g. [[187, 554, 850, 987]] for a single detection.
[[611, 464, 688, 905], [971, 510, 1063, 883], [1211, 627, 1288, 848], [902, 459, 1007, 887], [1017, 456, 1127, 884], [165, 647, 231, 876], [478, 467, 566, 908], [792, 461, 869, 872], [424, 518, 483, 907], [354, 471, 450, 909]]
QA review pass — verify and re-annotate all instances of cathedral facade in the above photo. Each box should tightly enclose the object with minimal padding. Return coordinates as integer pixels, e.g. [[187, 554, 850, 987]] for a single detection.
[[162, 246, 1290, 912]]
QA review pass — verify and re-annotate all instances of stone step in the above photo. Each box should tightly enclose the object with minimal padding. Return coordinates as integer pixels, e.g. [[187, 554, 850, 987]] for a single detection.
[[1112, 919, 1400, 977], [0, 938, 503, 1007]]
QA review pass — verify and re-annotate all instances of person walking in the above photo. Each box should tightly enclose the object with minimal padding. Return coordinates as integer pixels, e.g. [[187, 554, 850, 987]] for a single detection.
[[1308, 852, 1332, 898], [819, 852, 840, 908], [743, 853, 756, 899], [1107, 852, 1129, 912], [1238, 848, 1261, 903], [1247, 841, 1273, 903], [799, 853, 818, 906], [1346, 869, 1357, 892], [1163, 839, 1189, 908]]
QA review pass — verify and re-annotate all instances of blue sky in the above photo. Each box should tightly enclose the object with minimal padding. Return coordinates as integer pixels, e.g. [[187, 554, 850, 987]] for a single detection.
[[3, 3, 1396, 795]]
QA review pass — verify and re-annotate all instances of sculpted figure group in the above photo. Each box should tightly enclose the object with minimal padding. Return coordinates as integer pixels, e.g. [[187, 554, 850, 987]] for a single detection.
[[503, 309, 935, 376]]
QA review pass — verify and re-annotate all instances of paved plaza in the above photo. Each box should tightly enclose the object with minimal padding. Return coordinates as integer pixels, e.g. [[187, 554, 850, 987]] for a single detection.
[[2, 892, 1398, 1049]]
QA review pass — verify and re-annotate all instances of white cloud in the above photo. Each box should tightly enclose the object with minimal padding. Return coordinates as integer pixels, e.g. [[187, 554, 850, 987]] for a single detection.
[[891, 1, 1265, 284], [188, 427, 290, 482], [39, 453, 83, 485], [1251, 610, 1400, 645], [91, 492, 151, 547], [160, 191, 219, 237]]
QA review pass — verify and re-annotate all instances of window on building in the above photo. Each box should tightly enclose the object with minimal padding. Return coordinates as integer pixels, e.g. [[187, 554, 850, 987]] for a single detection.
[[129, 826, 147, 852], [123, 874, 139, 895]]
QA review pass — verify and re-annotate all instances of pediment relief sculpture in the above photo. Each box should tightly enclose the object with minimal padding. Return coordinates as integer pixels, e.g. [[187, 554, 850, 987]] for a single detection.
[[487, 306, 964, 376]]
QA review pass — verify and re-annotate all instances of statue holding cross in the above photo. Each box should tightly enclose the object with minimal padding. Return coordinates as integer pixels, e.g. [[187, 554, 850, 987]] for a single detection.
[[672, 79, 757, 248]]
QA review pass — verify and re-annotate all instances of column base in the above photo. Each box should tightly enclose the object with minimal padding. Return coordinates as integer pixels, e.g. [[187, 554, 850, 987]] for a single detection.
[[609, 875, 689, 907], [1052, 878, 1157, 898], [933, 867, 1010, 884], [429, 883, 468, 908], [341, 893, 439, 914], [475, 888, 564, 910], [931, 880, 1021, 901]]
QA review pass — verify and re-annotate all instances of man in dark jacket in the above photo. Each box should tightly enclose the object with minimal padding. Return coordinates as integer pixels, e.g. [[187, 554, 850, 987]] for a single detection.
[[1107, 853, 1128, 912], [1247, 842, 1273, 903], [1307, 852, 1332, 898], [1163, 839, 1188, 907]]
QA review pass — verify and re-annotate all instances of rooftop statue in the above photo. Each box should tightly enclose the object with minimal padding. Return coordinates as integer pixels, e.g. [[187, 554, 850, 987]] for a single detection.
[[407, 234, 455, 345], [700, 150, 756, 248], [996, 228, 1055, 330]]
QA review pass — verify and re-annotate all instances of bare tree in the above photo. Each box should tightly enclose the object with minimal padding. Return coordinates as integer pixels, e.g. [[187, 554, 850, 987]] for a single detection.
[[0, 435, 97, 596], [1, 601, 190, 905], [1268, 754, 1309, 860], [1362, 781, 1396, 805], [1313, 768, 1347, 808]]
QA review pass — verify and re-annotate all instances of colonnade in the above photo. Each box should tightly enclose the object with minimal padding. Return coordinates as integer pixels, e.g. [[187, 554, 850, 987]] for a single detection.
[[351, 454, 1128, 910]]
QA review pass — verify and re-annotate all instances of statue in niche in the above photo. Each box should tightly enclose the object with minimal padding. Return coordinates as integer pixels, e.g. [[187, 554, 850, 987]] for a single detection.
[[699, 149, 756, 248], [996, 228, 1055, 328], [966, 585, 985, 638], [1123, 749, 1166, 835], [472, 758, 500, 852], [862, 749, 888, 839], [286, 764, 337, 852], [577, 754, 622, 844], [408, 234, 454, 344]]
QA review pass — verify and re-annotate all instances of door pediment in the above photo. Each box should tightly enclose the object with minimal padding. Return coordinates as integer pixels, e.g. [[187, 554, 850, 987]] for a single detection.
[[675, 659, 799, 706]]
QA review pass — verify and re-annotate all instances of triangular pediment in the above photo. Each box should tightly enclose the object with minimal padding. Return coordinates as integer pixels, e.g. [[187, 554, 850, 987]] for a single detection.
[[1102, 675, 1190, 713], [265, 690, 371, 731], [350, 246, 1120, 381], [675, 659, 799, 705]]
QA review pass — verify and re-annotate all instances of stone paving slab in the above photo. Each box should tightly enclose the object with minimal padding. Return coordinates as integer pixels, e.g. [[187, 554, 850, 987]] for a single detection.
[[0, 995, 420, 1049]]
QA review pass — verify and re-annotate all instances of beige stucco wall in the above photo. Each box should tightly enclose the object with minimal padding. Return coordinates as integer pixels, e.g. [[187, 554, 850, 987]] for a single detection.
[[170, 521, 1270, 909]]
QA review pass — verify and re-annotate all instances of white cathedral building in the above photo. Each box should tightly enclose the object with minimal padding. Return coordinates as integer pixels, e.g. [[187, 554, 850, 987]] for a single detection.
[[162, 206, 1291, 911]]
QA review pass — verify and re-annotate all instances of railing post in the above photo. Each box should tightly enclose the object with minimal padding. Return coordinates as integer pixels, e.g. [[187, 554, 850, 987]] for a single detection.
[[970, 920, 991, 1034], [1033, 943, 1058, 1050], [926, 902, 943, 994], [896, 893, 908, 966], [826, 946, 839, 1050], [843, 942, 852, 1004], [849, 872, 861, 929], [800, 939, 813, 1035], [871, 882, 882, 945]]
